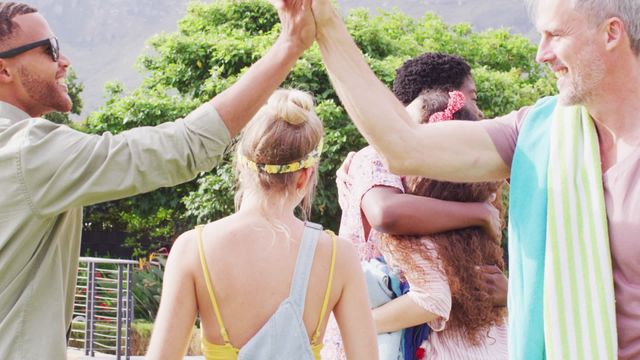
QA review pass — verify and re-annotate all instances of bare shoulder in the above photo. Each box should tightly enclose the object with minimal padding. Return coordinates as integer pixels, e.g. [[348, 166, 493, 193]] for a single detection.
[[165, 229, 199, 271], [171, 229, 198, 255], [318, 231, 360, 272], [168, 217, 240, 270], [197, 213, 253, 245]]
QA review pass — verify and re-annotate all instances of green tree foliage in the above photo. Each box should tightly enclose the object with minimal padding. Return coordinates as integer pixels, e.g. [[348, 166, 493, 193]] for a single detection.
[[44, 67, 84, 125], [80, 0, 555, 256]]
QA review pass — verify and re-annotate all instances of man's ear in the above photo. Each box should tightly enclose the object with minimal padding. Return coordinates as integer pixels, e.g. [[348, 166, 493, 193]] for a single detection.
[[0, 60, 13, 83], [604, 17, 625, 51]]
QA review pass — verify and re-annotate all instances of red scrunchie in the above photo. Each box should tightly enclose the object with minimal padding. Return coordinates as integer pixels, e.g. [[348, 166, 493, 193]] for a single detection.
[[428, 91, 466, 123]]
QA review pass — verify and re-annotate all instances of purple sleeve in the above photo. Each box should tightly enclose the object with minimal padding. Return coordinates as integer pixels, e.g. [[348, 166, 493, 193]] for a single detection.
[[479, 107, 531, 168]]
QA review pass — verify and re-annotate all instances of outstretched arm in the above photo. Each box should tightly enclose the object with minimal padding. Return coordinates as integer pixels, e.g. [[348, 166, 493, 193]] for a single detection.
[[212, 0, 315, 137], [23, 0, 317, 216], [312, 0, 508, 182]]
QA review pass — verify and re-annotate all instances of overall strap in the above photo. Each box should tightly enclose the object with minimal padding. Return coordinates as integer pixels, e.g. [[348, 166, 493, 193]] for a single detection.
[[289, 222, 323, 308], [196, 225, 232, 345]]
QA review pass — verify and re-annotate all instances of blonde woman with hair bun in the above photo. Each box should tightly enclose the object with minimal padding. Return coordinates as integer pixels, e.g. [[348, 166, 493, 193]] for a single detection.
[[148, 89, 378, 360]]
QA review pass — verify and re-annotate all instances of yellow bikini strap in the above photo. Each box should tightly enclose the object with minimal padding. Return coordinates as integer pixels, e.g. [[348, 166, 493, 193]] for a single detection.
[[196, 225, 231, 345], [311, 230, 337, 344]]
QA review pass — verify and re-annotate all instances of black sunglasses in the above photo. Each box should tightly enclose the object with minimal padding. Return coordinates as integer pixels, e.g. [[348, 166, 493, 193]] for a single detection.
[[0, 37, 59, 62]]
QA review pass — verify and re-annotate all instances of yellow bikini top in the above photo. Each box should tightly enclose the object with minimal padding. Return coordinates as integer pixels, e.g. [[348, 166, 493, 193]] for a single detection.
[[196, 224, 337, 360]]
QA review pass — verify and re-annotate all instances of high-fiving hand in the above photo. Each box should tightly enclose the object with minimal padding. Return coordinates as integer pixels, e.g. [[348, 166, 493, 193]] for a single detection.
[[309, 0, 338, 33], [269, 0, 316, 52]]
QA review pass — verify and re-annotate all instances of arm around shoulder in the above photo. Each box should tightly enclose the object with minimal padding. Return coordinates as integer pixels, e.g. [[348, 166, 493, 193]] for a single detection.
[[210, 0, 315, 137], [362, 186, 501, 238]]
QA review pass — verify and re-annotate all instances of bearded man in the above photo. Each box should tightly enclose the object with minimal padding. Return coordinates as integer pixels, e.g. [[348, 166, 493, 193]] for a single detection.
[[313, 0, 640, 358], [0, 1, 315, 358]]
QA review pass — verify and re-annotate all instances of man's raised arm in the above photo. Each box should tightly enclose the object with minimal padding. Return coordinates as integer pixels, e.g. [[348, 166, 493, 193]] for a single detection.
[[312, 0, 508, 182], [212, 0, 315, 137]]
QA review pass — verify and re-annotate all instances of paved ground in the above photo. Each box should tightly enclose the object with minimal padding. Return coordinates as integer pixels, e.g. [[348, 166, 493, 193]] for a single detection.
[[68, 348, 204, 359]]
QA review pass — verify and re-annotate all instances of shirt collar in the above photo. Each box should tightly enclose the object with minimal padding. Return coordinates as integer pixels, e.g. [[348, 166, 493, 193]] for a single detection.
[[0, 101, 31, 124]]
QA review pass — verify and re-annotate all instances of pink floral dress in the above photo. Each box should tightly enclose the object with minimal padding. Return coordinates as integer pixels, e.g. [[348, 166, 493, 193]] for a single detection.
[[322, 146, 404, 359]]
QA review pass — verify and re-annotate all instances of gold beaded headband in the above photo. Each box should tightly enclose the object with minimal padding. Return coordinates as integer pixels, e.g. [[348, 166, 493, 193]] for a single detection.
[[241, 139, 323, 174]]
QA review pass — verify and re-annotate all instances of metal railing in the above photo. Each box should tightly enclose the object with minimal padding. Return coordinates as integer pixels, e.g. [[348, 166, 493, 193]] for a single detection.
[[71, 257, 137, 359]]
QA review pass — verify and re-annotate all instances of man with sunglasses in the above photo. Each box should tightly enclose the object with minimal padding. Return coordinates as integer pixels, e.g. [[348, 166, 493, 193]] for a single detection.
[[0, 2, 316, 358], [0, 36, 59, 60]]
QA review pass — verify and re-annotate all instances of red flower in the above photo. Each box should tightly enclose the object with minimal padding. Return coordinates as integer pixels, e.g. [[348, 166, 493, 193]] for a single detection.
[[416, 347, 426, 360]]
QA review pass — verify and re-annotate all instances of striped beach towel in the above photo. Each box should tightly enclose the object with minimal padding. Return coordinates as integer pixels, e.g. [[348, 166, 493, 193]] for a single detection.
[[543, 105, 617, 359]]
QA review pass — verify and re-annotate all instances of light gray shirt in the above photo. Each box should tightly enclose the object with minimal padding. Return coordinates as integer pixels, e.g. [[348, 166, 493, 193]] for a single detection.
[[0, 100, 231, 359]]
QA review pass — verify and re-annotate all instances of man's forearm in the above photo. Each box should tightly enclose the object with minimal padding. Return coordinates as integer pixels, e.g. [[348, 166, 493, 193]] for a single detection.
[[315, 10, 419, 171], [211, 38, 304, 137], [314, 2, 510, 182]]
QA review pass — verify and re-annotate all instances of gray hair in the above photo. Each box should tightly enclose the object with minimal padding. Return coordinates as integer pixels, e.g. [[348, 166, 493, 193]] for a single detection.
[[525, 0, 640, 55]]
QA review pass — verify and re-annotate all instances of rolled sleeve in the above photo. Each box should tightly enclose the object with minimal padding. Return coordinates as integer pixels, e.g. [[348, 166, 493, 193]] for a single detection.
[[181, 102, 231, 161], [19, 102, 231, 216]]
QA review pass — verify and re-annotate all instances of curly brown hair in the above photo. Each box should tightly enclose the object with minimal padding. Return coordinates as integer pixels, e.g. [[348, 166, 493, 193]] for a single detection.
[[381, 90, 506, 345], [392, 53, 471, 105]]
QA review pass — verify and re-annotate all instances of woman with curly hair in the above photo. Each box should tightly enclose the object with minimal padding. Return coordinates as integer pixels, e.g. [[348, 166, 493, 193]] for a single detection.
[[378, 90, 508, 359]]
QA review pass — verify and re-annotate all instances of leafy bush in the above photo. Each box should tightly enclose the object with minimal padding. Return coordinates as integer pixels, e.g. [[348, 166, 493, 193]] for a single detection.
[[80, 0, 555, 255], [130, 320, 202, 355], [132, 253, 166, 321]]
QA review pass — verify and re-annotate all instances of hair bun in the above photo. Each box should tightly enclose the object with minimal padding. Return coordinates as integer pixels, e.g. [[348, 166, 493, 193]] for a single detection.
[[268, 89, 315, 125]]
